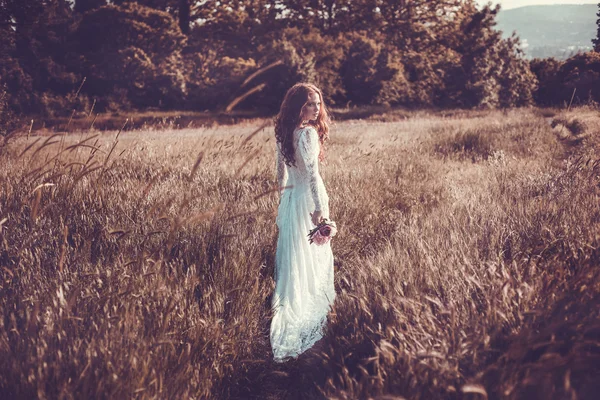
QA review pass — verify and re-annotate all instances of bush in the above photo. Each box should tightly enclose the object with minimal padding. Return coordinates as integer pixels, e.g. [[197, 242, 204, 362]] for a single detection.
[[532, 52, 600, 107], [340, 32, 411, 107], [73, 3, 187, 110], [185, 50, 258, 111], [249, 27, 346, 111], [454, 6, 537, 108], [530, 57, 564, 106], [0, 84, 19, 153], [557, 51, 600, 106]]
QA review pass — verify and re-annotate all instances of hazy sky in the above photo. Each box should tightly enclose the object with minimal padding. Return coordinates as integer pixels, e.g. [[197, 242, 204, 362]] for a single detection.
[[477, 0, 597, 9]]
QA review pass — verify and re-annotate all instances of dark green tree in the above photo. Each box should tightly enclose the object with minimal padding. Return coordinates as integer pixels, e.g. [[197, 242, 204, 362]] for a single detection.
[[593, 3, 600, 51], [496, 37, 537, 107], [0, 0, 86, 116], [281, 0, 354, 34], [257, 27, 346, 107], [557, 52, 600, 105], [340, 33, 397, 105], [75, 0, 106, 13], [530, 57, 564, 106], [111, 0, 225, 35], [73, 3, 186, 109], [178, 0, 190, 34], [190, 0, 282, 55], [449, 3, 536, 108]]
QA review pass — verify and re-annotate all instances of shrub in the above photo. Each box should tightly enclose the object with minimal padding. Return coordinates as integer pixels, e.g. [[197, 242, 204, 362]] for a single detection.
[[340, 32, 411, 107], [530, 57, 564, 106], [73, 3, 187, 110], [557, 51, 600, 106], [249, 27, 346, 111], [0, 84, 19, 153], [185, 51, 258, 110]]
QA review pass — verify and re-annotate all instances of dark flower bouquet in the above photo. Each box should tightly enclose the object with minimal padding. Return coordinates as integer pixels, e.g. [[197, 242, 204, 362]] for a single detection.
[[307, 219, 338, 245]]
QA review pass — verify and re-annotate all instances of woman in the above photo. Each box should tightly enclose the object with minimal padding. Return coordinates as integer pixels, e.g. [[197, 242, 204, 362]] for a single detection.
[[270, 83, 336, 362]]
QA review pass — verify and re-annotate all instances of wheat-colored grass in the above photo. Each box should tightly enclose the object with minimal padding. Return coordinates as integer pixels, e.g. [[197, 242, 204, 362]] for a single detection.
[[0, 108, 598, 399]]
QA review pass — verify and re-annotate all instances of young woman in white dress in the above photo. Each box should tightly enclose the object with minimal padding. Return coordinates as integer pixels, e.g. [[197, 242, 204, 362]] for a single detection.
[[270, 83, 336, 362]]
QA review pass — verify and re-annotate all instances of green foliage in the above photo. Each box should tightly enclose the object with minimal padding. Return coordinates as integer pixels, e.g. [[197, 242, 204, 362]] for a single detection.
[[593, 2, 600, 51], [118, 0, 540, 112], [0, 84, 19, 152], [532, 51, 600, 107], [73, 3, 186, 110], [251, 29, 321, 111], [401, 49, 455, 107], [558, 51, 600, 105], [497, 37, 538, 107], [0, 0, 87, 116], [283, 0, 353, 34], [340, 33, 410, 106], [185, 50, 257, 110], [256, 28, 346, 109], [451, 5, 537, 108], [190, 0, 282, 57], [340, 34, 382, 105], [74, 0, 106, 13], [530, 57, 564, 106], [374, 50, 413, 107], [0, 0, 558, 117]]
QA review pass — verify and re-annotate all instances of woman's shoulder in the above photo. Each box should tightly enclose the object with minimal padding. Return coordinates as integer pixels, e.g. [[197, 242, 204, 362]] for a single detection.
[[294, 126, 318, 137]]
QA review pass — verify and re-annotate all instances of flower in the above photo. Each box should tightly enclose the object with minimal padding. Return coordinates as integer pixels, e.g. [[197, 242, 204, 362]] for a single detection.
[[308, 218, 338, 245]]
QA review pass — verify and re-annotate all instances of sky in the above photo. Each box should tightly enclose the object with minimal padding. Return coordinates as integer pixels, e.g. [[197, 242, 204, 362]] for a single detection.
[[477, 0, 597, 9]]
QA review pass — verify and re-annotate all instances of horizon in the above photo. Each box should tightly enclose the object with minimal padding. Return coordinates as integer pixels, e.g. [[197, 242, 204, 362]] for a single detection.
[[477, 0, 597, 9]]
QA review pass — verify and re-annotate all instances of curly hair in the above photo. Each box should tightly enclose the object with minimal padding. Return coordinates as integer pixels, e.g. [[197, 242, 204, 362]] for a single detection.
[[274, 83, 331, 167]]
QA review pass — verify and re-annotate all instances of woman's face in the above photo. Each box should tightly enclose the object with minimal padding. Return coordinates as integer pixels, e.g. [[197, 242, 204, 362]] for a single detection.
[[300, 91, 321, 123]]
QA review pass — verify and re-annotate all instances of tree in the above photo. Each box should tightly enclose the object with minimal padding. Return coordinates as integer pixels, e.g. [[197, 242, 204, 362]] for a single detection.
[[557, 52, 600, 105], [178, 0, 190, 34], [281, 0, 354, 34], [340, 32, 405, 105], [593, 3, 600, 51], [448, 3, 536, 108], [189, 0, 283, 56], [73, 3, 186, 109], [496, 36, 538, 107], [0, 84, 19, 153], [530, 57, 564, 106], [0, 0, 86, 116], [75, 0, 106, 13], [0, 0, 542, 115], [237, 27, 345, 112], [111, 0, 225, 35]]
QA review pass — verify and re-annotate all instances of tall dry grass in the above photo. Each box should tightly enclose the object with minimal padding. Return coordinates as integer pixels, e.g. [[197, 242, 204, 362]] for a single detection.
[[0, 108, 598, 399]]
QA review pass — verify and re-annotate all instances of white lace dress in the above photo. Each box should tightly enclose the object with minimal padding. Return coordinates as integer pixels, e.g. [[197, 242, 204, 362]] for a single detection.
[[270, 126, 336, 362]]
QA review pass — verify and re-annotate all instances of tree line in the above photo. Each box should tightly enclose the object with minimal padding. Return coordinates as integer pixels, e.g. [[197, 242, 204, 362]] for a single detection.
[[0, 0, 599, 122]]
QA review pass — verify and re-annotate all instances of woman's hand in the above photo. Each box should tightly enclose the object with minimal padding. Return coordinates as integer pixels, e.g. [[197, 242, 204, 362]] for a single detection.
[[310, 210, 323, 226]]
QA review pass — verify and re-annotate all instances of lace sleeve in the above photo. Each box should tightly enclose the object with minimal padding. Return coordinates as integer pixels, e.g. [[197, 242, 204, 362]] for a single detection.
[[298, 127, 324, 212], [276, 141, 288, 197]]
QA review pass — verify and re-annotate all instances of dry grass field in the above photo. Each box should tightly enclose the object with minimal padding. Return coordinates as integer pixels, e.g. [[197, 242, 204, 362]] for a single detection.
[[1, 108, 599, 399]]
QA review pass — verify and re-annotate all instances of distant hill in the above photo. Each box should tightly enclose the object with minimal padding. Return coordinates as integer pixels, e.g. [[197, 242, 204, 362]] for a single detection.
[[495, 4, 597, 59]]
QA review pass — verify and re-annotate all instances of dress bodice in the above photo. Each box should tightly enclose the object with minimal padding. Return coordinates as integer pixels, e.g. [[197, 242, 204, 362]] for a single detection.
[[276, 127, 329, 217]]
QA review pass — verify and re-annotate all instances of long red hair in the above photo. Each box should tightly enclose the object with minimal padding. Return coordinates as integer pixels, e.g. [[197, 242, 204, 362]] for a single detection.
[[274, 83, 331, 167]]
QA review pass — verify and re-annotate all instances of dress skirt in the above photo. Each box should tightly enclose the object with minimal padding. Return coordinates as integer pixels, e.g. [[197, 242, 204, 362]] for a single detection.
[[270, 186, 335, 362]]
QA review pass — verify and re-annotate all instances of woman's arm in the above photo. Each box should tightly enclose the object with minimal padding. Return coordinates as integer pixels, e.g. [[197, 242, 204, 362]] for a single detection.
[[298, 127, 325, 224]]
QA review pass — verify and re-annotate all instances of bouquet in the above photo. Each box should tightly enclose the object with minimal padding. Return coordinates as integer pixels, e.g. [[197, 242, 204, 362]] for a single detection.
[[307, 218, 338, 245]]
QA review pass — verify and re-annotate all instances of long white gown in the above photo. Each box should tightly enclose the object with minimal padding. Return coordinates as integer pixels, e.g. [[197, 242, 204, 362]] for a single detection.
[[270, 126, 336, 362]]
